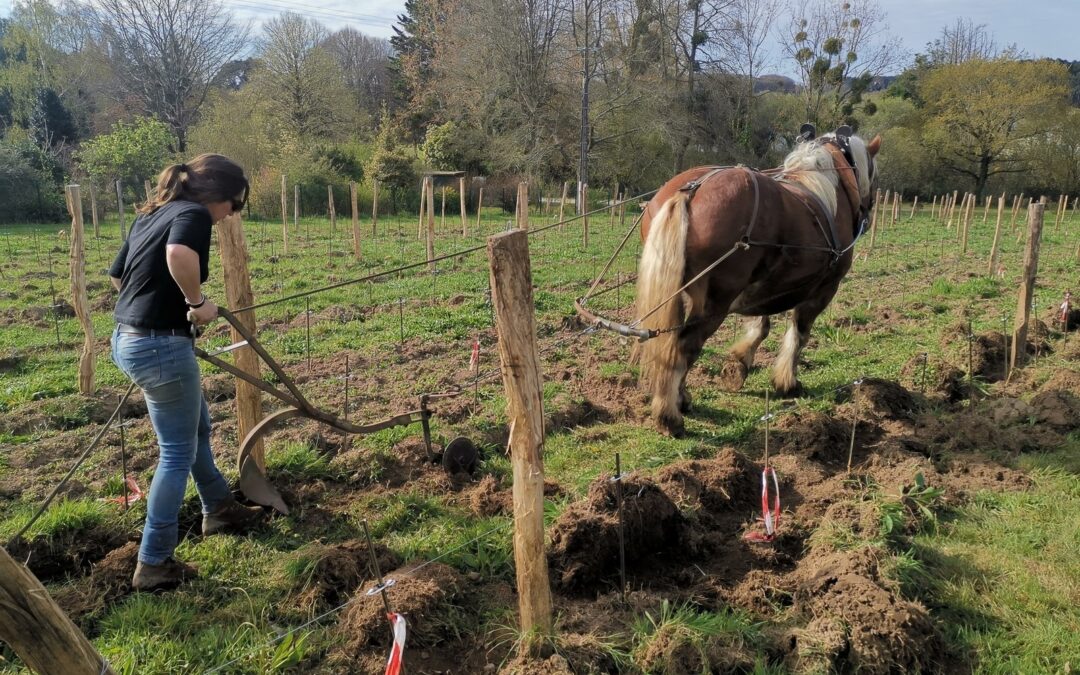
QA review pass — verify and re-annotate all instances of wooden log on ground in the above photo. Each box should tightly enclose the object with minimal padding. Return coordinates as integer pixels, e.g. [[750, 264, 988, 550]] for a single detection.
[[485, 229, 554, 645], [0, 545, 115, 674], [66, 185, 94, 395], [1010, 204, 1045, 373], [217, 214, 265, 470]]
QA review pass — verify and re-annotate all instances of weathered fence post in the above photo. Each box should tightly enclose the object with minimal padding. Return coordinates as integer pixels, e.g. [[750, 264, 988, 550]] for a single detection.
[[350, 181, 361, 259], [293, 184, 300, 234], [459, 177, 467, 236], [426, 177, 436, 271], [417, 177, 428, 240], [115, 180, 127, 240], [371, 180, 379, 236], [909, 195, 918, 220], [89, 184, 100, 238], [66, 185, 95, 395], [486, 229, 554, 646], [475, 186, 484, 232], [1010, 203, 1045, 373], [582, 182, 590, 248], [869, 189, 880, 248], [946, 189, 958, 228], [217, 214, 265, 470], [280, 175, 289, 255], [516, 181, 529, 230], [0, 546, 115, 674], [988, 195, 1004, 276], [558, 181, 568, 230], [961, 193, 973, 254], [982, 195, 991, 223]]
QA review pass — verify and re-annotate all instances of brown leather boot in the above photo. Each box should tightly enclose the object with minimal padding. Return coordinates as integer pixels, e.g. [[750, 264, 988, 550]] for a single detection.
[[202, 496, 265, 536], [132, 557, 198, 591]]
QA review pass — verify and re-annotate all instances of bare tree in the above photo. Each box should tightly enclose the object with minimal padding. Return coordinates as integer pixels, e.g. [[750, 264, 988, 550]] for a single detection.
[[926, 19, 1001, 66], [783, 0, 906, 128], [91, 0, 249, 151], [717, 0, 781, 153], [325, 28, 393, 118]]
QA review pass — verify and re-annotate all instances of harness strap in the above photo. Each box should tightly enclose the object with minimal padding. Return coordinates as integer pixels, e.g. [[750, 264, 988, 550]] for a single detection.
[[776, 179, 842, 256], [679, 166, 729, 195]]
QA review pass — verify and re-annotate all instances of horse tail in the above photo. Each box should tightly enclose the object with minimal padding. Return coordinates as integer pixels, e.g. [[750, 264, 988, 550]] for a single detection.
[[635, 192, 690, 400]]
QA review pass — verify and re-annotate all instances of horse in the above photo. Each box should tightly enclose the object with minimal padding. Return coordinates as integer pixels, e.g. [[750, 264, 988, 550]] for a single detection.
[[634, 125, 881, 436]]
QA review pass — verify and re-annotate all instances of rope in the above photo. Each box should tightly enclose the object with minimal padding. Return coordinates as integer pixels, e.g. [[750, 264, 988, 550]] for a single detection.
[[203, 520, 510, 674], [9, 381, 138, 545]]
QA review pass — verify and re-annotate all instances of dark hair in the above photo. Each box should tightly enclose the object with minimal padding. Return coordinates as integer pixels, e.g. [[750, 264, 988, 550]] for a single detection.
[[138, 153, 249, 215]]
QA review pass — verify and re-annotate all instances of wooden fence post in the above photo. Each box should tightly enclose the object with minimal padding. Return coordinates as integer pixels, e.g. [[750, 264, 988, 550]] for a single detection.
[[988, 195, 1004, 276], [486, 229, 554, 645], [115, 180, 126, 240], [582, 182, 589, 248], [946, 190, 958, 228], [440, 185, 446, 233], [350, 181, 361, 259], [1010, 203, 1045, 373], [0, 546, 115, 674], [459, 177, 467, 236], [293, 184, 300, 235], [371, 181, 379, 236], [608, 185, 618, 230], [869, 189, 880, 248], [280, 175, 289, 255], [558, 181, 568, 230], [65, 185, 94, 395], [929, 195, 937, 220], [516, 181, 529, 230], [217, 214, 265, 470], [89, 184, 100, 238], [475, 186, 484, 232], [426, 177, 436, 271], [909, 195, 918, 220], [961, 193, 973, 254], [1010, 194, 1022, 229], [417, 177, 428, 240], [982, 195, 991, 223]]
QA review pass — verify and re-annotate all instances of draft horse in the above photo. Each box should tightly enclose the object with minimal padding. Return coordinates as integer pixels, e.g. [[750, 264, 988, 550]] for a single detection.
[[635, 125, 881, 436]]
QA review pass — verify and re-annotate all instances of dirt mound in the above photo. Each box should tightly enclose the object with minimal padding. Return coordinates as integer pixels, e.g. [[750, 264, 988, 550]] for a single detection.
[[983, 397, 1035, 427], [773, 411, 851, 465], [654, 449, 755, 513], [849, 378, 920, 421], [917, 411, 1060, 455], [56, 542, 138, 619], [337, 562, 464, 653], [500, 654, 573, 674], [8, 524, 131, 582], [285, 539, 400, 612], [1029, 389, 1080, 432], [790, 548, 944, 674], [0, 354, 24, 373], [548, 473, 683, 590], [1039, 368, 1080, 395]]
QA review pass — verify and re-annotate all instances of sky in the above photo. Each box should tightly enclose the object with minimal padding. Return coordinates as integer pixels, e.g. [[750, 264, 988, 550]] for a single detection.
[[0, 0, 1077, 69]]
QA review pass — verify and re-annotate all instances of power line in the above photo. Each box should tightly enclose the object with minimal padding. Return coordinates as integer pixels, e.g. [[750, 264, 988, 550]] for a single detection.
[[225, 0, 397, 31]]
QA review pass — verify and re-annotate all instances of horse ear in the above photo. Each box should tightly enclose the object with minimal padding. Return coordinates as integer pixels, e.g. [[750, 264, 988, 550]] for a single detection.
[[799, 123, 816, 142], [835, 125, 853, 138], [866, 134, 882, 156]]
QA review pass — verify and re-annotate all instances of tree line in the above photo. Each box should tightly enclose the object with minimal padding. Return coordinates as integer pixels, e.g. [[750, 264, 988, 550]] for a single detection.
[[0, 0, 1078, 222]]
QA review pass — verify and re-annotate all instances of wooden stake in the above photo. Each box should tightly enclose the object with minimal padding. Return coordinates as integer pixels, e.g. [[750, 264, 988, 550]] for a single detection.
[[216, 214, 265, 470], [115, 180, 126, 240], [1010, 193, 1022, 229], [988, 195, 1004, 276], [350, 181, 361, 259], [89, 184, 99, 238], [65, 185, 94, 395], [280, 175, 289, 255], [516, 181, 529, 230], [1010, 204, 1045, 373], [909, 195, 918, 220], [440, 185, 446, 233], [475, 186, 484, 232], [608, 185, 618, 230], [558, 181, 568, 230], [417, 177, 427, 240], [946, 189, 959, 228], [327, 185, 336, 259], [0, 545, 114, 674], [982, 195, 992, 223], [961, 194, 973, 253], [426, 177, 436, 271], [930, 195, 937, 220], [582, 182, 589, 248], [294, 184, 300, 234], [485, 229, 553, 644], [459, 177, 467, 236], [371, 180, 379, 236]]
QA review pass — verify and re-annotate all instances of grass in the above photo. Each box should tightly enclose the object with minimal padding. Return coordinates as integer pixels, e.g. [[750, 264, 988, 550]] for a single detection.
[[0, 202, 1078, 672]]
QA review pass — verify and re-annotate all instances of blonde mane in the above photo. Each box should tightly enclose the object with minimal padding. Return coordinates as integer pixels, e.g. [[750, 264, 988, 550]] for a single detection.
[[780, 141, 840, 217]]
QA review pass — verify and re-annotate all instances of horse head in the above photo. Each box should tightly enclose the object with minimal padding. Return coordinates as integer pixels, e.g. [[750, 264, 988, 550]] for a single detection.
[[821, 127, 881, 239]]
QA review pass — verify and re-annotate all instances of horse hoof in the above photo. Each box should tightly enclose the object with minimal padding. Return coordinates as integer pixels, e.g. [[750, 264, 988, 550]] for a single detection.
[[718, 359, 749, 392], [679, 392, 693, 414], [774, 381, 804, 398], [656, 415, 685, 438]]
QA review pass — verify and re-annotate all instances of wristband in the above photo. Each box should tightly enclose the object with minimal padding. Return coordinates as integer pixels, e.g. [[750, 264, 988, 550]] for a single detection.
[[186, 294, 206, 309]]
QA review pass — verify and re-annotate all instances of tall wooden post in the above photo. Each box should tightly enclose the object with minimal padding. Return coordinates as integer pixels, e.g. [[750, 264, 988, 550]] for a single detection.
[[459, 177, 467, 236], [440, 185, 446, 233], [608, 185, 618, 230], [426, 177, 436, 271], [961, 194, 973, 254], [930, 195, 937, 220], [988, 195, 1004, 276], [417, 177, 427, 240], [486, 230, 553, 643], [582, 182, 589, 248], [89, 184, 100, 238], [869, 190, 880, 248], [516, 181, 529, 230], [217, 214, 265, 470], [475, 186, 484, 232], [350, 181, 361, 259], [293, 184, 300, 234], [909, 195, 918, 219], [1010, 194, 1022, 229], [0, 546, 115, 674], [946, 189, 958, 228], [982, 195, 992, 223], [1010, 204, 1045, 373], [558, 181, 568, 230], [115, 180, 126, 240], [280, 175, 289, 255], [66, 185, 94, 395], [371, 181, 379, 236]]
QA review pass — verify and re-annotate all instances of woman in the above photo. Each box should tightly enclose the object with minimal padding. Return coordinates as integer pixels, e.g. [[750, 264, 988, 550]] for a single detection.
[[109, 154, 264, 591]]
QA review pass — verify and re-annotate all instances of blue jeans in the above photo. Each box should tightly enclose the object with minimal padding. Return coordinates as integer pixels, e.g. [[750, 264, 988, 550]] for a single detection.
[[111, 325, 232, 564]]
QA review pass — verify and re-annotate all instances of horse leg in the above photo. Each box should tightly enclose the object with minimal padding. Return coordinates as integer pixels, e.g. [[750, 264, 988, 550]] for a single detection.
[[677, 313, 726, 413], [772, 283, 840, 396], [719, 315, 771, 392]]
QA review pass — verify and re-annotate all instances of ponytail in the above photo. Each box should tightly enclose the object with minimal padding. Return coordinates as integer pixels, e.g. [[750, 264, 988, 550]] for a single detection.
[[135, 155, 248, 215]]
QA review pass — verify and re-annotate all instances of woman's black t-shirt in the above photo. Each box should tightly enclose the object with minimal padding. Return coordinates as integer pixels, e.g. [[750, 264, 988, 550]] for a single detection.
[[109, 201, 212, 330]]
